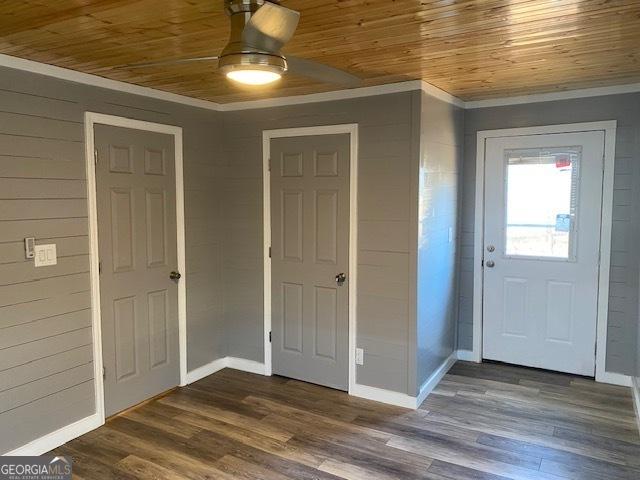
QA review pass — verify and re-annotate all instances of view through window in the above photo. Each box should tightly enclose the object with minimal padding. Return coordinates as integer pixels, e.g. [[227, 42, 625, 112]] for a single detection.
[[504, 146, 580, 259]]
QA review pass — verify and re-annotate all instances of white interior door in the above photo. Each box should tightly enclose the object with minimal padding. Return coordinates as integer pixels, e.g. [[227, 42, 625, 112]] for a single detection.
[[482, 131, 605, 376]]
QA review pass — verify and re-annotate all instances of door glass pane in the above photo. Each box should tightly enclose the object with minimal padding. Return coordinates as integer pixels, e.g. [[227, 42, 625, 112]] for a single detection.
[[504, 146, 580, 259]]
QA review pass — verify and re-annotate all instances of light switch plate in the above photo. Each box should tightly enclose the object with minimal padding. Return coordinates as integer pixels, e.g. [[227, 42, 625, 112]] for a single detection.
[[355, 348, 364, 365], [34, 244, 57, 267]]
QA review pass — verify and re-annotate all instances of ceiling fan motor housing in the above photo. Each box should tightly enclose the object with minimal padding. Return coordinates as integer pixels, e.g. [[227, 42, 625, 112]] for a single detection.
[[219, 0, 288, 77]]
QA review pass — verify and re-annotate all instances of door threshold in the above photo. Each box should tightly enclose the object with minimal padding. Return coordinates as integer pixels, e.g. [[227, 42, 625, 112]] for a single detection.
[[481, 359, 595, 381]]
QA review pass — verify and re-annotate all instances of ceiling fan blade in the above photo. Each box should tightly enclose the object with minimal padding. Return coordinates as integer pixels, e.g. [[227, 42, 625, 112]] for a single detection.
[[122, 56, 219, 69], [287, 56, 362, 87], [243, 2, 300, 52]]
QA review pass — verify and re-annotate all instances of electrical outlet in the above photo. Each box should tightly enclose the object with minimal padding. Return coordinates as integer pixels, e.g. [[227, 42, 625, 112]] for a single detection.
[[355, 348, 364, 365]]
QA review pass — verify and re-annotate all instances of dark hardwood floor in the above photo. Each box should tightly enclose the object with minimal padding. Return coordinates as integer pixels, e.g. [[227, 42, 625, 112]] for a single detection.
[[52, 361, 640, 480]]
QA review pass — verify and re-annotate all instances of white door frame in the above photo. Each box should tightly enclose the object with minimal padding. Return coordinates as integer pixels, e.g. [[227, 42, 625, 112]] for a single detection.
[[84, 112, 187, 425], [262, 124, 359, 393], [471, 121, 629, 386]]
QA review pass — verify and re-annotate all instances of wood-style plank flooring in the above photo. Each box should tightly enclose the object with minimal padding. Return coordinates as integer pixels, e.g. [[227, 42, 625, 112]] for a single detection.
[[52, 361, 640, 479]]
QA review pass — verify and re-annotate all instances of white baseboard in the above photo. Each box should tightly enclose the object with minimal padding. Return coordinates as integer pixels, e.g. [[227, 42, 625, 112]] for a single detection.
[[456, 349, 479, 362], [226, 357, 267, 375], [4, 413, 102, 457], [185, 357, 228, 384], [596, 370, 632, 387], [350, 383, 418, 409], [632, 377, 640, 436], [185, 356, 267, 385], [415, 352, 458, 408]]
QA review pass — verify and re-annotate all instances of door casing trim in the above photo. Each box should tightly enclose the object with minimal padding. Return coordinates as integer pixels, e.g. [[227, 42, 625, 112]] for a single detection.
[[262, 124, 359, 393], [472, 121, 629, 386], [84, 112, 187, 425]]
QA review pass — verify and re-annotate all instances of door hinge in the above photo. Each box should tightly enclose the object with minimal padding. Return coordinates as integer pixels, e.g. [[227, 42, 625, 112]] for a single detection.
[[102, 365, 106, 380], [269, 246, 272, 258], [268, 158, 271, 171], [98, 260, 102, 274], [269, 331, 272, 343], [94, 149, 98, 165]]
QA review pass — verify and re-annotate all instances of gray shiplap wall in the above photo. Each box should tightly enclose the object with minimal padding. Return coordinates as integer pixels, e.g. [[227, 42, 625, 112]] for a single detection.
[[458, 93, 640, 375], [636, 161, 640, 384], [221, 91, 421, 394], [0, 66, 224, 454], [414, 92, 464, 394]]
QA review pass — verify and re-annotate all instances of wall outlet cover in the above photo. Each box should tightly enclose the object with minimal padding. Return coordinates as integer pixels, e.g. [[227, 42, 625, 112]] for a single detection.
[[355, 348, 364, 365]]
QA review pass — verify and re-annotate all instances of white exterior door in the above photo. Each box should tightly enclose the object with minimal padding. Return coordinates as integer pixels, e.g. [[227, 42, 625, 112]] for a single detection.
[[482, 131, 605, 376]]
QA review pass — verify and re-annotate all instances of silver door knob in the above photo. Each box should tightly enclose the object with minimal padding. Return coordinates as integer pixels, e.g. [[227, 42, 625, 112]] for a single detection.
[[486, 245, 495, 252], [335, 273, 346, 286], [485, 260, 495, 268], [170, 271, 182, 281]]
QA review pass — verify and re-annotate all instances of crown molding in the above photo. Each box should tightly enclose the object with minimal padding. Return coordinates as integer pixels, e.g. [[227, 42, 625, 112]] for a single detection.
[[419, 81, 465, 108], [1, 53, 639, 113], [0, 54, 222, 112], [0, 54, 453, 111], [219, 80, 429, 110], [465, 82, 640, 109]]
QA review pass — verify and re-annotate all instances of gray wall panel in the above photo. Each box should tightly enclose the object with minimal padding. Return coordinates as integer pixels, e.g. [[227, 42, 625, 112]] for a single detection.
[[415, 92, 463, 393], [0, 382, 94, 454], [0, 179, 86, 198], [459, 93, 640, 376], [0, 309, 90, 349], [0, 345, 93, 392], [0, 255, 88, 286], [0, 292, 90, 329], [0, 65, 223, 454], [0, 273, 89, 307], [0, 328, 92, 372]]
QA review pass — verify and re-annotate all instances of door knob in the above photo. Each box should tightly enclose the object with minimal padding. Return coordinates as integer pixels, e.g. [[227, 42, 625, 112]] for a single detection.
[[486, 245, 495, 252], [485, 260, 495, 268], [170, 271, 182, 281], [335, 273, 346, 286]]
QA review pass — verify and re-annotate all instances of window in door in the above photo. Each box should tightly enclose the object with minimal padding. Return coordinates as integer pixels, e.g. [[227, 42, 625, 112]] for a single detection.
[[503, 146, 581, 260]]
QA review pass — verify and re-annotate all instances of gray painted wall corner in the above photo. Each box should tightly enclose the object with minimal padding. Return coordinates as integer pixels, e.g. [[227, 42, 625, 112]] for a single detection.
[[415, 91, 464, 393]]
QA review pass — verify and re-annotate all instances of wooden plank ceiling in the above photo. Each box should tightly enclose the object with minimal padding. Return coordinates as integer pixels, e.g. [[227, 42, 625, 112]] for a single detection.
[[1, 1, 639, 104]]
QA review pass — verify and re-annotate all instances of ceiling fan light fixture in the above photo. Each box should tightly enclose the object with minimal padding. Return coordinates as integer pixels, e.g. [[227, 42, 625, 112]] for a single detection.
[[219, 52, 287, 86], [226, 68, 281, 85]]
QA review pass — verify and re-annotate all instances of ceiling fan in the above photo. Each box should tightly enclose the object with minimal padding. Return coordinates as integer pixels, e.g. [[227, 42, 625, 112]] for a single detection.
[[124, 0, 361, 87]]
